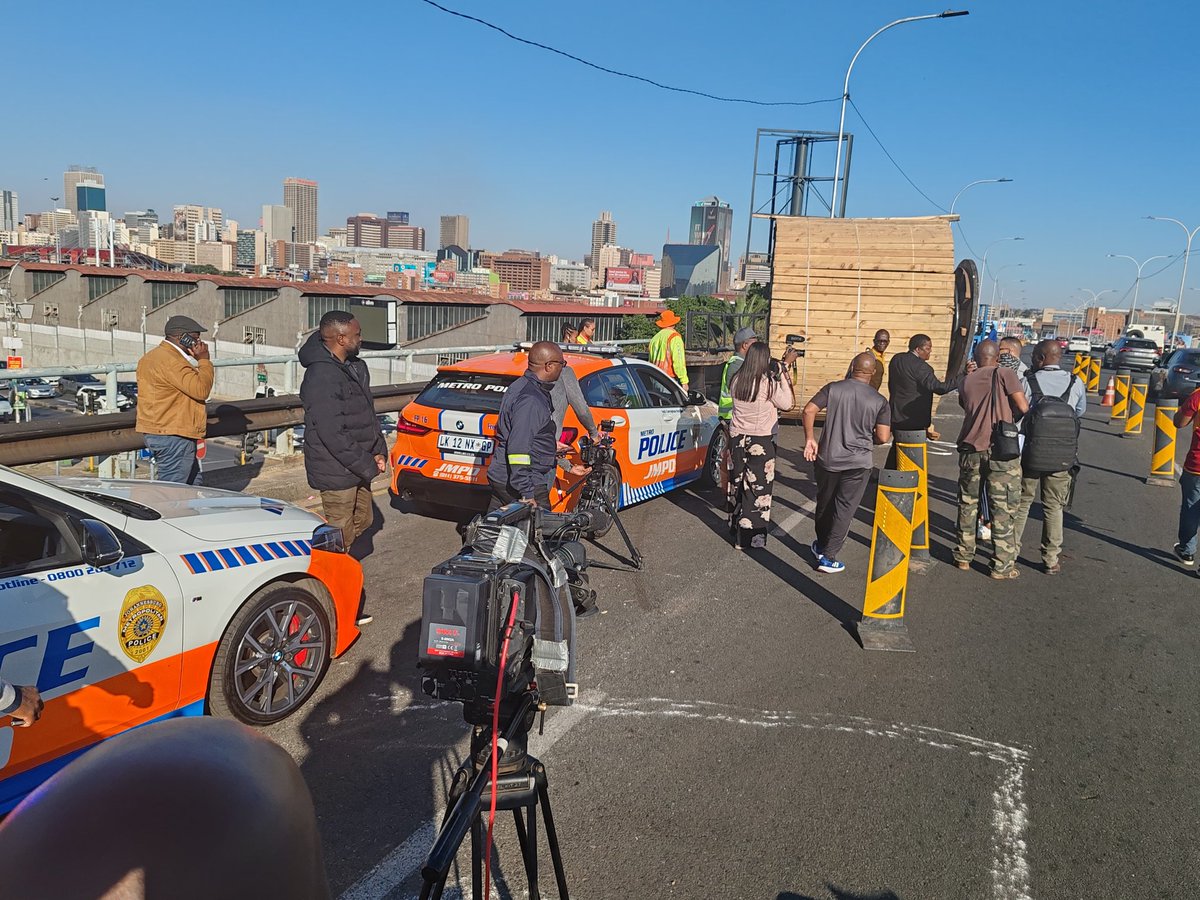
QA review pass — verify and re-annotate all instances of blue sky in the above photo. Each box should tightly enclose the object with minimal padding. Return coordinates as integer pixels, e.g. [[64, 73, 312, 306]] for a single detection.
[[6, 0, 1198, 312]]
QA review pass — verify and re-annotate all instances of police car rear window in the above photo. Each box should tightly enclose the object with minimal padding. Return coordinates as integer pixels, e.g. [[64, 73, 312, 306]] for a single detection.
[[416, 372, 517, 413]]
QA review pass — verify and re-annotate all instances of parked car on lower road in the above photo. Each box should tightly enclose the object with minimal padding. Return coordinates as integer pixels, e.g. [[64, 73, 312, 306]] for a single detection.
[[14, 378, 58, 399], [1102, 336, 1159, 371], [58, 373, 104, 396], [0, 399, 12, 424], [76, 385, 134, 413]]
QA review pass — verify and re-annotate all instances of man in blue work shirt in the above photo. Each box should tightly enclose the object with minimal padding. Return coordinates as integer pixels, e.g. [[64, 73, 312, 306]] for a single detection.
[[1013, 339, 1087, 575], [488, 341, 590, 510]]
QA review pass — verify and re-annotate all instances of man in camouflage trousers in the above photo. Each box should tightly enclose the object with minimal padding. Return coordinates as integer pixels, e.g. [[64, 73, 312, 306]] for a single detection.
[[953, 341, 1029, 579]]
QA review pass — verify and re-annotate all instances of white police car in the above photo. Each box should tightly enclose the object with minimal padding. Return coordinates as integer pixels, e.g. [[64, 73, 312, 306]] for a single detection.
[[0, 466, 364, 813]]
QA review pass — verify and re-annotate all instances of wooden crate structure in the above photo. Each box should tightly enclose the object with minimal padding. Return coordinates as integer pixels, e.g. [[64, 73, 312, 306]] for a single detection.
[[768, 215, 957, 406]]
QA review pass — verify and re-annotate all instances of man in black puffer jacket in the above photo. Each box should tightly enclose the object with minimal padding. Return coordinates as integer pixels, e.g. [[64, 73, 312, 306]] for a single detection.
[[299, 312, 385, 620]]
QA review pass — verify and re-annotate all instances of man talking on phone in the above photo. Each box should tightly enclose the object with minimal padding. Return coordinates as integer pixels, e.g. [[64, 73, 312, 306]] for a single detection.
[[136, 315, 215, 484]]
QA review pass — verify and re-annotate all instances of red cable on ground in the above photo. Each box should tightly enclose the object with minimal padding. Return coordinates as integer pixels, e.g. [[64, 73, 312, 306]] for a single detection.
[[484, 587, 521, 899]]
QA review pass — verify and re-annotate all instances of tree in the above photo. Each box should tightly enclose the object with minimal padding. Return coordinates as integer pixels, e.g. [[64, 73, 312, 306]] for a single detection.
[[619, 295, 731, 346], [185, 264, 220, 275]]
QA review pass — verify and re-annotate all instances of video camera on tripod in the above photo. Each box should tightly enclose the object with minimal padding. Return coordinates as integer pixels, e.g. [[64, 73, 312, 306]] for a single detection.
[[416, 500, 586, 899], [419, 501, 589, 722]]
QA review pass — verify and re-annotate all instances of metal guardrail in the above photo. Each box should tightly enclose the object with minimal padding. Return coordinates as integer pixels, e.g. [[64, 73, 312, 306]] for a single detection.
[[0, 384, 427, 467], [0, 339, 654, 467]]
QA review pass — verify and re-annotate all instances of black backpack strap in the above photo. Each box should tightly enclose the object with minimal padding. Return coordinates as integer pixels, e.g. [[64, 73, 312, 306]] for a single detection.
[[1059, 374, 1076, 401], [1026, 371, 1044, 401]]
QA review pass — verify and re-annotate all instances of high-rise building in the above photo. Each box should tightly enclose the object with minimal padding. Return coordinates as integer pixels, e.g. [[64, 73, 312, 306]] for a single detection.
[[661, 244, 722, 297], [689, 197, 733, 291], [173, 205, 223, 242], [1, 191, 17, 232], [236, 230, 263, 269], [479, 250, 551, 295], [124, 209, 158, 230], [262, 205, 296, 258], [64, 166, 104, 215], [75, 181, 106, 214], [386, 224, 425, 251], [590, 211, 617, 283], [283, 177, 319, 243], [346, 213, 424, 250], [37, 209, 77, 237], [550, 258, 590, 291], [345, 214, 384, 248], [440, 214, 469, 250], [597, 244, 631, 280]]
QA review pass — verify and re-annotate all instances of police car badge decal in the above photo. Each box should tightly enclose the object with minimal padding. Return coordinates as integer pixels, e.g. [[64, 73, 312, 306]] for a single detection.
[[119, 586, 169, 663]]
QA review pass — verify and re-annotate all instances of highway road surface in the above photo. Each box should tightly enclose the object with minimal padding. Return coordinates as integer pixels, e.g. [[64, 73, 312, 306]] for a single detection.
[[246, 394, 1199, 900]]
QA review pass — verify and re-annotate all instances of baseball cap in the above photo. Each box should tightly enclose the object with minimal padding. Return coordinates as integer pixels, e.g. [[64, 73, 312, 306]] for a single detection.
[[165, 315, 207, 335], [734, 326, 759, 346]]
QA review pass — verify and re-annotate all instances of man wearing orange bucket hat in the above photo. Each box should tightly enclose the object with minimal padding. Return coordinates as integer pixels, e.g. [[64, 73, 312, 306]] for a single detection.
[[648, 309, 689, 387]]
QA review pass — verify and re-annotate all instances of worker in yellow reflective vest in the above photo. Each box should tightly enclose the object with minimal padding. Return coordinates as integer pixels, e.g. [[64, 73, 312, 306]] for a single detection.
[[648, 310, 688, 387]]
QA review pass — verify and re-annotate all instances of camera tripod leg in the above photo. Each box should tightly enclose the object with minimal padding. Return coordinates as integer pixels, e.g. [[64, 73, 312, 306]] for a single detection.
[[533, 761, 570, 899], [471, 815, 484, 899], [596, 488, 644, 570], [513, 804, 541, 898]]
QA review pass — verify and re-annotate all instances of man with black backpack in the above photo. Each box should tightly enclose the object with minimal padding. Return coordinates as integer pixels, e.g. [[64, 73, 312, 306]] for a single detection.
[[1014, 340, 1087, 575]]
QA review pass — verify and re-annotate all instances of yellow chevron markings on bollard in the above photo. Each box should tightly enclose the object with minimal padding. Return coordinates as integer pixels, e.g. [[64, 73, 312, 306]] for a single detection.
[[1087, 357, 1101, 393], [1147, 401, 1178, 485], [1123, 379, 1147, 437], [861, 469, 917, 652], [1072, 353, 1087, 380], [1111, 373, 1130, 420], [894, 430, 930, 570]]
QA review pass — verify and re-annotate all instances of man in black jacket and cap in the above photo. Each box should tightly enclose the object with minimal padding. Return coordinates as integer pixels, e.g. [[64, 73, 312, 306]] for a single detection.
[[886, 333, 966, 464], [300, 311, 385, 622]]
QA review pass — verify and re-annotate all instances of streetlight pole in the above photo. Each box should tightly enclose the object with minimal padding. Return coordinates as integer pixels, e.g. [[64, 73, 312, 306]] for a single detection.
[[830, 9, 970, 218], [949, 177, 1013, 217], [1108, 253, 1170, 322], [1147, 216, 1200, 345], [980, 236, 1023, 300], [990, 262, 1023, 310]]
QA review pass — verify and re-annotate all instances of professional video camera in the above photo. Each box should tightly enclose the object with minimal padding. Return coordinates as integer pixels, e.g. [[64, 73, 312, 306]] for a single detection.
[[418, 501, 592, 723], [415, 500, 587, 898], [565, 420, 645, 567]]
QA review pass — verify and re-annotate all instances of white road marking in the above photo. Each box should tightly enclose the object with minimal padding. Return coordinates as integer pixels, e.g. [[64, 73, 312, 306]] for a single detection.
[[338, 693, 603, 900], [572, 697, 1034, 900], [771, 491, 816, 539]]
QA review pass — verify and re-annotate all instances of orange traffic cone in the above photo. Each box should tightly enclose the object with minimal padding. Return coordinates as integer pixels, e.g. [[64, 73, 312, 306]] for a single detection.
[[1101, 376, 1115, 407]]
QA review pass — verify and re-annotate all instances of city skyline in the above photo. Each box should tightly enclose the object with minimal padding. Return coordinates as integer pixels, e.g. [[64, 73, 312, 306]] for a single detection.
[[4, 0, 1198, 311]]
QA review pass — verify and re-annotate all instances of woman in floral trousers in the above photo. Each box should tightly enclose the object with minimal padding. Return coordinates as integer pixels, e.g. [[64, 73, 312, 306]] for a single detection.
[[727, 342, 797, 549]]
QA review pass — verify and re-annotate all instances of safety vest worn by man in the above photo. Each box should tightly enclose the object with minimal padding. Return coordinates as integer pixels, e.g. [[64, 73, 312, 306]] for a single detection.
[[649, 327, 688, 387], [718, 353, 745, 420]]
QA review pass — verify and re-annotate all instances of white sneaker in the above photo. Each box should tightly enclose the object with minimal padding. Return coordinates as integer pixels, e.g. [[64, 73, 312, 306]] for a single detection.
[[977, 523, 992, 541]]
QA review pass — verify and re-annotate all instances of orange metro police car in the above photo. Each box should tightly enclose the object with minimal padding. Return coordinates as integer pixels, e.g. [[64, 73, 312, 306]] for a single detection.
[[390, 346, 727, 514]]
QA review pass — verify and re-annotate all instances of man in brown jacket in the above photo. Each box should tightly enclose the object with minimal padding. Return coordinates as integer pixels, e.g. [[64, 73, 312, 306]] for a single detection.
[[136, 315, 215, 484]]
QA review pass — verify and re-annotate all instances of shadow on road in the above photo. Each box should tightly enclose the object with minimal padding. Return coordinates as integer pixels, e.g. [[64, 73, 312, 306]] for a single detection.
[[669, 486, 863, 645], [778, 888, 901, 900]]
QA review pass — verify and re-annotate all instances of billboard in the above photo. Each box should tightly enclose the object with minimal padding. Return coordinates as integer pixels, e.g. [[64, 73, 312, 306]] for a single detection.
[[431, 268, 454, 284], [605, 266, 644, 294]]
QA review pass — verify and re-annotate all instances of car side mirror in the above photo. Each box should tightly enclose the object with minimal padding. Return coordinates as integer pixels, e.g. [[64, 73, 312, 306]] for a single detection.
[[685, 389, 707, 407], [80, 518, 124, 568]]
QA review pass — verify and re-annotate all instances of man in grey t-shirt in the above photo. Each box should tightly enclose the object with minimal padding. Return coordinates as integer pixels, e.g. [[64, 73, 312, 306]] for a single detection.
[[801, 352, 892, 573]]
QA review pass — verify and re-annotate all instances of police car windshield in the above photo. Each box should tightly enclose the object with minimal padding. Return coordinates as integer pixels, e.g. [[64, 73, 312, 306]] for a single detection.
[[417, 372, 516, 413]]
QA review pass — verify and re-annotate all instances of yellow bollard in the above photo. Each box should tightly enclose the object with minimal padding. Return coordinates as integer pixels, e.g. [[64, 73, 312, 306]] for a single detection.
[[1147, 399, 1179, 486], [860, 469, 917, 652], [1111, 368, 1131, 420], [893, 429, 931, 572], [1122, 374, 1149, 437], [1087, 355, 1101, 393], [1072, 352, 1088, 380]]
